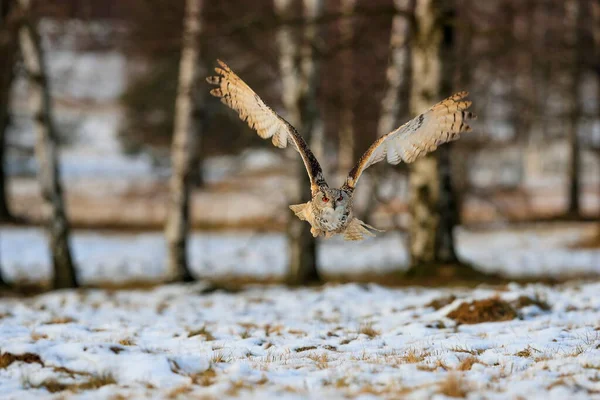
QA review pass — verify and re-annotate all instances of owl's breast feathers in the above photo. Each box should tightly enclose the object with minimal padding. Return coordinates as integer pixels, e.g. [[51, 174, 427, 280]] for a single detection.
[[288, 202, 382, 241]]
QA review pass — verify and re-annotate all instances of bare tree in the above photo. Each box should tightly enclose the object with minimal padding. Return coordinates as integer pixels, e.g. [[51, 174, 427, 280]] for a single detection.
[[363, 0, 415, 224], [376, 0, 414, 139], [565, 0, 584, 217], [336, 0, 356, 173], [17, 0, 77, 288], [406, 0, 467, 275], [165, 0, 203, 282], [0, 0, 17, 222], [275, 0, 323, 285]]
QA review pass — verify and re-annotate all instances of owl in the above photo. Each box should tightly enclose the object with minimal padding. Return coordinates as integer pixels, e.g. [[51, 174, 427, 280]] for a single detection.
[[207, 60, 475, 241]]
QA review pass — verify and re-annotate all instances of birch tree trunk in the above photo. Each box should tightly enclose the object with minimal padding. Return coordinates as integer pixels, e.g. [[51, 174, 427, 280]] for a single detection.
[[0, 0, 17, 222], [376, 0, 414, 138], [337, 0, 356, 173], [17, 0, 77, 288], [275, 0, 323, 285], [565, 0, 583, 218], [165, 0, 203, 282], [364, 0, 415, 224], [406, 0, 463, 274]]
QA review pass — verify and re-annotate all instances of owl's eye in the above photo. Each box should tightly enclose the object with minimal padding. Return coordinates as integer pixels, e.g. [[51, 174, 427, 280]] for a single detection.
[[322, 196, 329, 203], [338, 195, 343, 201]]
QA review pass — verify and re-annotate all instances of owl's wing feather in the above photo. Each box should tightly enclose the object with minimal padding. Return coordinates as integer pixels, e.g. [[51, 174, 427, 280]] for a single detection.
[[344, 91, 476, 190], [207, 60, 326, 195]]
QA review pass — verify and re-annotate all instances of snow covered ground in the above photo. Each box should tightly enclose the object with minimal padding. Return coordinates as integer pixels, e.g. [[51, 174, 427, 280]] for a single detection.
[[0, 281, 599, 399], [0, 223, 598, 398]]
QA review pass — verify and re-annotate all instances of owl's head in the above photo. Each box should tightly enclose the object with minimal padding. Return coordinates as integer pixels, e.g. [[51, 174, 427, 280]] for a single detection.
[[313, 187, 351, 212]]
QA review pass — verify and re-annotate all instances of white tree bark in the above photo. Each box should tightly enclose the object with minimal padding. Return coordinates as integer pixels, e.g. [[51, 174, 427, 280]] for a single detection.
[[165, 0, 203, 281], [408, 0, 458, 269], [17, 0, 77, 288], [275, 0, 323, 284], [377, 0, 414, 138], [337, 0, 356, 172]]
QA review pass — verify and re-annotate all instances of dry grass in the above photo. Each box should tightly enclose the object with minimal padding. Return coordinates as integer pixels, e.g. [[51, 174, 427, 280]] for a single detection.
[[512, 295, 551, 311], [45, 316, 76, 324], [449, 345, 482, 356], [167, 385, 193, 398], [426, 295, 458, 310], [401, 348, 429, 364], [447, 297, 518, 324], [225, 380, 253, 396], [457, 356, 481, 371], [211, 351, 230, 364], [25, 373, 116, 393], [295, 346, 317, 353], [438, 373, 469, 398], [30, 332, 48, 341], [191, 367, 217, 386], [188, 326, 215, 341], [307, 352, 329, 369], [0, 352, 43, 368], [358, 322, 380, 338], [118, 338, 135, 346]]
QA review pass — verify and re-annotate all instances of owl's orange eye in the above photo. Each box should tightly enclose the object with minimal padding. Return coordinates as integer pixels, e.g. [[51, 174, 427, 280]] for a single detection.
[[322, 197, 329, 203]]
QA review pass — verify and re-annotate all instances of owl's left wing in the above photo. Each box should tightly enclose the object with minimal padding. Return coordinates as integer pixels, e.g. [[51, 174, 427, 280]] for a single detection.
[[207, 60, 326, 195], [343, 91, 475, 190]]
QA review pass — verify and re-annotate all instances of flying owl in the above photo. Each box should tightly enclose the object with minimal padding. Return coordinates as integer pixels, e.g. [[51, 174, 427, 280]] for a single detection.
[[207, 60, 475, 241]]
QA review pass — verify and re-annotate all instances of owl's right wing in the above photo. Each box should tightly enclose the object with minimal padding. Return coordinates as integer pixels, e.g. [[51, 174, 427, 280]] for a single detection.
[[343, 91, 475, 190], [207, 60, 326, 196]]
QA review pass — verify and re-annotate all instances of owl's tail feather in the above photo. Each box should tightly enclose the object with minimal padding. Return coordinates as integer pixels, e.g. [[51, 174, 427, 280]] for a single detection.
[[343, 218, 383, 241], [289, 203, 310, 221]]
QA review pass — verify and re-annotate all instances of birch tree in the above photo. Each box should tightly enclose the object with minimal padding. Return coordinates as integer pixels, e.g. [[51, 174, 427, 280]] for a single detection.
[[363, 0, 415, 223], [165, 0, 203, 282], [337, 0, 356, 173], [275, 0, 323, 285], [565, 0, 584, 217], [376, 0, 414, 138], [0, 0, 16, 222], [406, 0, 465, 275], [17, 0, 77, 288]]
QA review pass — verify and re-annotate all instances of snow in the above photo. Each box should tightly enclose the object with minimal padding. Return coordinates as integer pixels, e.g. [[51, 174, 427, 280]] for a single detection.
[[0, 223, 598, 398], [0, 281, 599, 399], [0, 223, 598, 285]]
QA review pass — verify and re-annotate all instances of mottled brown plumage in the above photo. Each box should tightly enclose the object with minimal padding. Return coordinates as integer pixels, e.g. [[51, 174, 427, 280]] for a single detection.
[[207, 60, 475, 241]]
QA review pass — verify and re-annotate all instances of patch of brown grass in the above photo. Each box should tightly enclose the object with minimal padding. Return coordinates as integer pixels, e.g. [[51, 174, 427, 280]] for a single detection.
[[358, 322, 380, 338], [307, 352, 329, 369], [512, 295, 550, 311], [26, 373, 116, 393], [447, 297, 517, 324], [438, 373, 469, 398], [426, 295, 457, 310], [188, 326, 215, 341], [225, 380, 253, 396], [402, 349, 429, 364], [45, 317, 76, 324], [457, 356, 481, 371], [191, 367, 217, 386], [109, 346, 125, 354], [0, 352, 44, 368], [118, 338, 135, 346], [295, 346, 317, 353], [31, 332, 48, 341], [167, 385, 193, 398]]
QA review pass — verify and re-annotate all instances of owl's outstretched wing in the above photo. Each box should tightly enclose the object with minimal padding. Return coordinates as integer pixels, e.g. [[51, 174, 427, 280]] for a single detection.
[[343, 91, 475, 190], [207, 60, 326, 195]]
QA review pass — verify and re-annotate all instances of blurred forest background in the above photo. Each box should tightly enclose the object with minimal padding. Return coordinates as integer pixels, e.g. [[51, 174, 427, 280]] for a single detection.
[[0, 0, 599, 290]]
